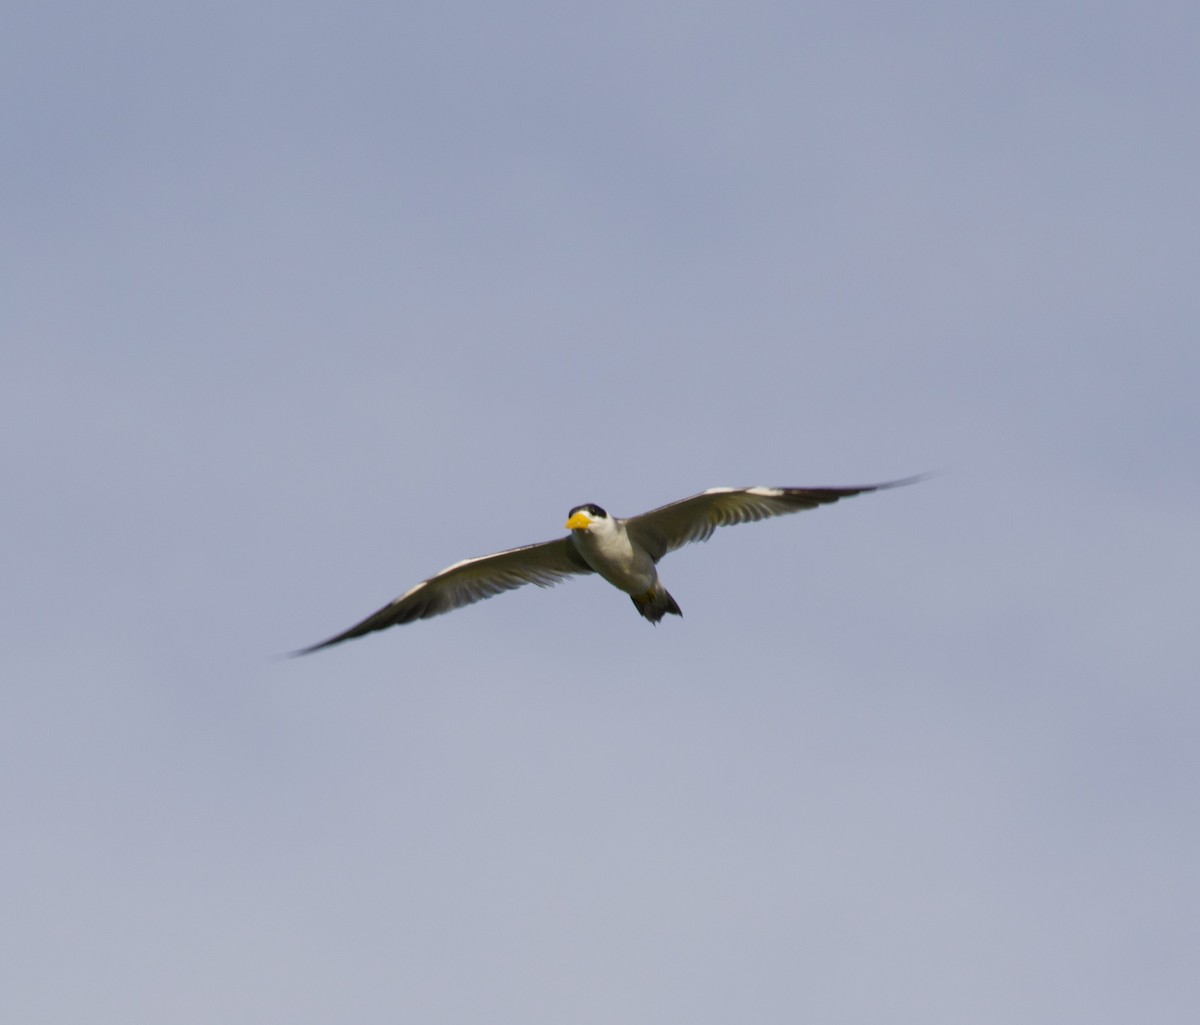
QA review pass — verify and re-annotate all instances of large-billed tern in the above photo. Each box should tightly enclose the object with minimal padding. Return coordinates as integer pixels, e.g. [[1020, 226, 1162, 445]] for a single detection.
[[296, 477, 919, 654]]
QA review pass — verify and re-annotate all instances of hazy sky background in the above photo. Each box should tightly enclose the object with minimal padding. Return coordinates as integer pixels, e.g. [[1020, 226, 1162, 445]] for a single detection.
[[3, 3, 1198, 1022]]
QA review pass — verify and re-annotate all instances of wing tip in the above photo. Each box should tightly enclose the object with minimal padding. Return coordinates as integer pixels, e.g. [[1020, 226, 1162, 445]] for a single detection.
[[869, 470, 941, 492], [286, 633, 353, 658]]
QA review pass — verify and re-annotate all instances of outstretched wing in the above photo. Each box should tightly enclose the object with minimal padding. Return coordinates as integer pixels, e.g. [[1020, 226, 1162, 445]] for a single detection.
[[624, 477, 921, 563], [295, 537, 592, 654]]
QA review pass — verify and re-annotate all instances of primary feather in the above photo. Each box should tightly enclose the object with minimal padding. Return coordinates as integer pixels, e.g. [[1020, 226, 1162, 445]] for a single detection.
[[625, 479, 920, 562], [295, 538, 591, 654]]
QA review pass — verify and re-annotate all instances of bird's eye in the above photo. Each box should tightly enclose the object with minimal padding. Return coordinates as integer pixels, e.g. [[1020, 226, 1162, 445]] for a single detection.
[[589, 505, 607, 518]]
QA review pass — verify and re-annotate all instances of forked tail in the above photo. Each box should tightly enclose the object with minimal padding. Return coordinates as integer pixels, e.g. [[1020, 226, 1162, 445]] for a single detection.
[[631, 586, 683, 624]]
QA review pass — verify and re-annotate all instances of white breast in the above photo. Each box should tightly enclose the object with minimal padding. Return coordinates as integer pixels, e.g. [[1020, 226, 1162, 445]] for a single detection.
[[570, 520, 658, 595]]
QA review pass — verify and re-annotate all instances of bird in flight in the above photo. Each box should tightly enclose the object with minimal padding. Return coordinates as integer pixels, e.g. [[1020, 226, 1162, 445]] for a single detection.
[[294, 477, 920, 654]]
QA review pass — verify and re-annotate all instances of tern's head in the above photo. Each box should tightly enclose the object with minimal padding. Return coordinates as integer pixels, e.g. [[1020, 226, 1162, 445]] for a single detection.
[[565, 503, 608, 531]]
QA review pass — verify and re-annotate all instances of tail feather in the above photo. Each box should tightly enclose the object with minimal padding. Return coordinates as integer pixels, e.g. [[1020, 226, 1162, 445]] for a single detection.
[[631, 586, 683, 624]]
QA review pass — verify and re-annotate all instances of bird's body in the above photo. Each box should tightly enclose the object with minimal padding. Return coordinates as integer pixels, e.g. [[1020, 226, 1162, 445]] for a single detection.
[[566, 503, 681, 622], [295, 477, 919, 654], [567, 504, 655, 593]]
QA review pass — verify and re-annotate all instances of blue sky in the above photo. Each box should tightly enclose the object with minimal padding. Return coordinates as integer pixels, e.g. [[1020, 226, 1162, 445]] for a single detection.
[[3, 3, 1198, 1022]]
